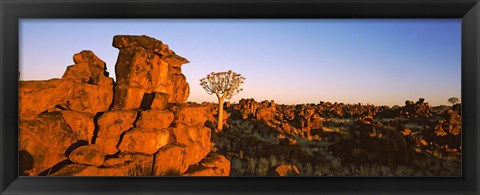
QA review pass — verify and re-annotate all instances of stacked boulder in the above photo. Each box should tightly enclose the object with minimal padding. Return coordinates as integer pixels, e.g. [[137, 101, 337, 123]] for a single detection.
[[19, 35, 230, 176], [19, 50, 113, 176]]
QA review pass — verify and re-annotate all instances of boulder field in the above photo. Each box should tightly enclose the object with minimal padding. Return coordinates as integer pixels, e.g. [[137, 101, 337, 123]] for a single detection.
[[19, 35, 230, 176]]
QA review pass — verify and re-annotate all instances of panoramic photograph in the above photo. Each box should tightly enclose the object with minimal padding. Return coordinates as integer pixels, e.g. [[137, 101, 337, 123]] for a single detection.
[[18, 19, 461, 176]]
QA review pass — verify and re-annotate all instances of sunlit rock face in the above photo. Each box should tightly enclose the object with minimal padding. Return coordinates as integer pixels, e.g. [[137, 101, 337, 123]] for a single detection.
[[112, 35, 190, 110], [19, 35, 229, 176]]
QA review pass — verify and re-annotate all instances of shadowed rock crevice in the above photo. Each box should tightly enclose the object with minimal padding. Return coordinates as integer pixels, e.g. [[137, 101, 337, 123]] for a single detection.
[[64, 140, 89, 157], [140, 92, 154, 110], [90, 112, 104, 144], [19, 150, 34, 176]]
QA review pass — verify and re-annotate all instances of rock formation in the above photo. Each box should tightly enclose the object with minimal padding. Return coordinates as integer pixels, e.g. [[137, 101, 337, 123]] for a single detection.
[[19, 35, 229, 176]]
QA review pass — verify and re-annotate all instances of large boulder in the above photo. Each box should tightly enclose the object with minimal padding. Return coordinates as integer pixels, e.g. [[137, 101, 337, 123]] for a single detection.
[[60, 111, 95, 143], [113, 35, 189, 67], [153, 144, 189, 176], [19, 112, 77, 176], [51, 154, 153, 176], [19, 79, 75, 120], [68, 144, 105, 166], [135, 110, 174, 129], [114, 46, 173, 91], [63, 50, 109, 84], [169, 124, 211, 166], [118, 128, 171, 154], [112, 85, 145, 110], [64, 82, 113, 114], [268, 164, 300, 176], [198, 154, 231, 176], [95, 111, 138, 155], [62, 50, 114, 113], [51, 164, 127, 176], [168, 74, 189, 103], [139, 92, 169, 110], [170, 104, 210, 125], [112, 35, 191, 107]]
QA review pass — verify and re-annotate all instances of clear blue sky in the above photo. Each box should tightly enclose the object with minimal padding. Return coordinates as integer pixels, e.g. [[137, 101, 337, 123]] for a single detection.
[[20, 19, 461, 106]]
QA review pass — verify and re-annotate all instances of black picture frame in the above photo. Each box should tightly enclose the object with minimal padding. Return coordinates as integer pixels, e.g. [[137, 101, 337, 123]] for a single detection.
[[1, 0, 479, 194]]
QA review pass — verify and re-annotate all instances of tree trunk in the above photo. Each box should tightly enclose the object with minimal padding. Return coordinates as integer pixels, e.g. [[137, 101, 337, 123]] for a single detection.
[[217, 97, 225, 131]]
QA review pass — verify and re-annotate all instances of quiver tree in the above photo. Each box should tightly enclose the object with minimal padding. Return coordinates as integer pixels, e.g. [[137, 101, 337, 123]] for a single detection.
[[200, 70, 245, 131], [448, 97, 460, 105]]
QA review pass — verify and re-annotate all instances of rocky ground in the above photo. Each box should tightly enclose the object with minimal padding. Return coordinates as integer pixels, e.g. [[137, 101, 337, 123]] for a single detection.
[[18, 35, 461, 177], [209, 98, 461, 176]]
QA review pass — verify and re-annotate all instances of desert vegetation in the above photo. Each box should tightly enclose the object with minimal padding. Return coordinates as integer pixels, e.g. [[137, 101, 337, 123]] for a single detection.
[[209, 98, 461, 176]]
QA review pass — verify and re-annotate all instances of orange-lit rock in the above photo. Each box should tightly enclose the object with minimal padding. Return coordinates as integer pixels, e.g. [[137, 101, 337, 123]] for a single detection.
[[135, 110, 174, 129], [52, 154, 153, 176], [183, 165, 216, 176], [118, 128, 171, 154], [65, 82, 113, 114], [64, 50, 109, 84], [113, 35, 189, 66], [62, 50, 114, 113], [19, 79, 75, 120], [163, 55, 189, 68], [170, 104, 210, 125], [60, 111, 95, 143], [199, 154, 231, 176], [268, 164, 300, 176], [68, 144, 105, 166], [112, 84, 145, 110], [169, 124, 211, 165], [72, 50, 107, 68], [115, 46, 173, 90], [19, 112, 77, 176], [153, 144, 189, 176], [256, 107, 275, 123], [113, 35, 190, 105], [50, 164, 127, 176], [168, 74, 189, 103], [95, 111, 138, 155], [151, 92, 169, 110]]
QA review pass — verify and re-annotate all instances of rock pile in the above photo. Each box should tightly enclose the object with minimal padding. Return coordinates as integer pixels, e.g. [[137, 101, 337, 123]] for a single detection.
[[19, 35, 229, 176]]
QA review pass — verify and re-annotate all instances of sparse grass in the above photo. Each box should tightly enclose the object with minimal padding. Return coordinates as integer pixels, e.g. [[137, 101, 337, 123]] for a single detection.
[[256, 158, 270, 176], [128, 161, 153, 176], [246, 157, 257, 175], [230, 157, 244, 176], [216, 109, 460, 177]]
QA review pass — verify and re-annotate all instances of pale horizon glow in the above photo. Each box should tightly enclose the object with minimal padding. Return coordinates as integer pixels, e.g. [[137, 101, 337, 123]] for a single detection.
[[20, 19, 461, 107]]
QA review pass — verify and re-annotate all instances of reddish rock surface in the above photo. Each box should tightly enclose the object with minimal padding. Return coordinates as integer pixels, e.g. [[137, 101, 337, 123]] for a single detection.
[[19, 79, 75, 120], [95, 111, 138, 155], [169, 124, 211, 166], [63, 50, 114, 113], [150, 92, 169, 110], [112, 85, 145, 110], [18, 35, 222, 176], [118, 128, 171, 154], [268, 164, 300, 176], [135, 110, 174, 129], [60, 111, 95, 143], [198, 154, 231, 176], [153, 144, 189, 176], [112, 35, 190, 108], [19, 112, 77, 176], [68, 144, 105, 166], [170, 104, 211, 125], [52, 154, 153, 176]]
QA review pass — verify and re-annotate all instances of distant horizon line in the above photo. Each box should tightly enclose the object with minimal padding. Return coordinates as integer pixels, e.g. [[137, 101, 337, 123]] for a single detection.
[[185, 99, 460, 107]]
